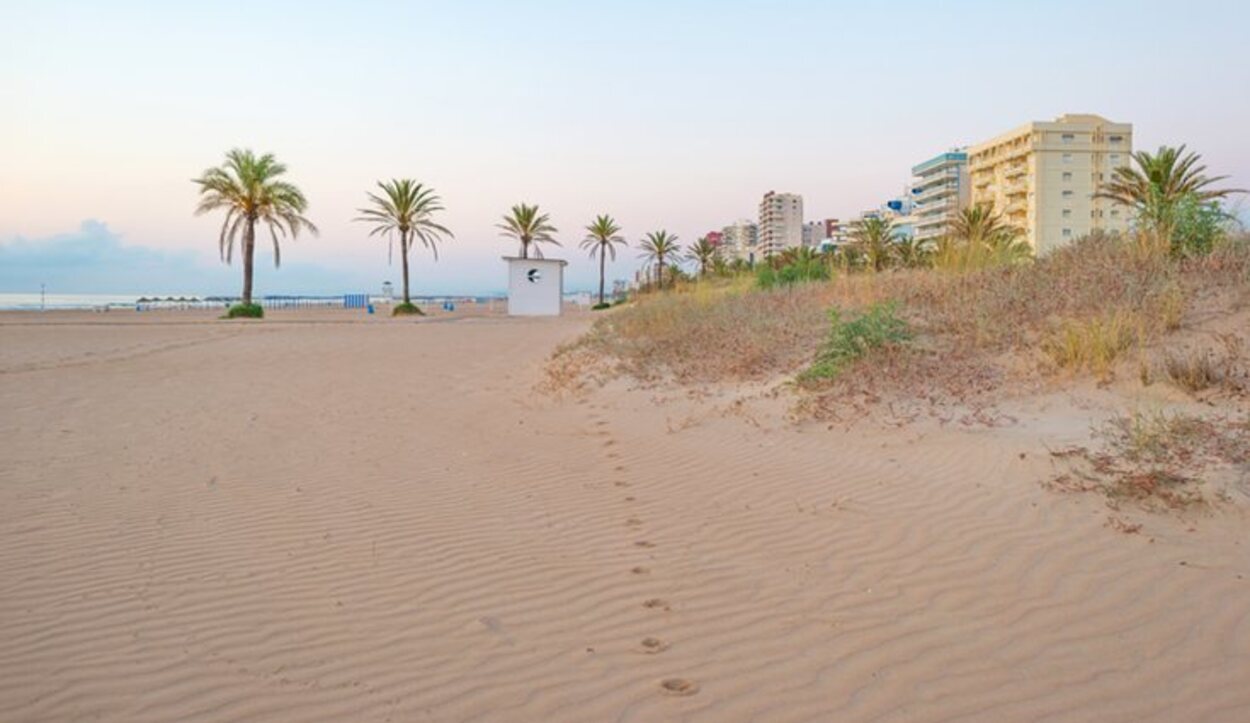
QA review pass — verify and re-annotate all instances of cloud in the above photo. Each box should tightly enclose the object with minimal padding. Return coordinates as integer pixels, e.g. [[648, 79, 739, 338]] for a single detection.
[[0, 221, 378, 295]]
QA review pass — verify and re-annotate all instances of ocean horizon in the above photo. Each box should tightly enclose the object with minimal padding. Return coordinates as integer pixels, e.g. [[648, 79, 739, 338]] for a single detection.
[[0, 291, 517, 311]]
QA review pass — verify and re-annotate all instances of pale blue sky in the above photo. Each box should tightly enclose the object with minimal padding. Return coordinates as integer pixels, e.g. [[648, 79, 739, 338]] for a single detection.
[[2, 0, 1248, 295]]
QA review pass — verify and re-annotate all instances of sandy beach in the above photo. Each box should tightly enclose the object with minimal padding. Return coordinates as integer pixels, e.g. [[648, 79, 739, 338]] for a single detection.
[[2, 310, 1248, 722]]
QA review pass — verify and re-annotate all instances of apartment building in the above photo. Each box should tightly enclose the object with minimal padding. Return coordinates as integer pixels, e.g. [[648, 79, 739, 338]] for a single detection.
[[721, 219, 759, 263], [968, 114, 1132, 253], [801, 221, 826, 248], [911, 149, 969, 242], [757, 191, 804, 258]]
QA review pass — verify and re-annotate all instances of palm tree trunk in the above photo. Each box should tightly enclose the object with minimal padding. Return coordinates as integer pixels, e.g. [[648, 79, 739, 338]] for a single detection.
[[241, 218, 256, 305], [598, 248, 606, 305], [401, 232, 412, 304], [521, 238, 529, 260], [657, 253, 664, 288]]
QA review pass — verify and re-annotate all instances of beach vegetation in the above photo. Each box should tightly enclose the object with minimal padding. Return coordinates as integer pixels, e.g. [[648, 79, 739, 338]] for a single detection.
[[192, 148, 318, 307], [638, 230, 681, 288], [498, 203, 559, 259], [354, 179, 453, 307], [225, 302, 264, 319], [392, 301, 424, 316], [1095, 144, 1244, 257], [686, 237, 719, 277], [799, 302, 910, 383], [580, 214, 627, 306]]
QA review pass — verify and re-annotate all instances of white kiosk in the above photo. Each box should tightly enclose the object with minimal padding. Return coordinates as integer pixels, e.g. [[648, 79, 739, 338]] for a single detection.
[[504, 257, 567, 316]]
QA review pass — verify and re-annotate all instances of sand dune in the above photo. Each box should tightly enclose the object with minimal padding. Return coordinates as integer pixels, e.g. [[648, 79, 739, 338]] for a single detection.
[[1, 311, 1248, 721]]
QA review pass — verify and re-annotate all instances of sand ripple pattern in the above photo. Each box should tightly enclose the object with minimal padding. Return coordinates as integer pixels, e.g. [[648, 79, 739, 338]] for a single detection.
[[2, 315, 1248, 721]]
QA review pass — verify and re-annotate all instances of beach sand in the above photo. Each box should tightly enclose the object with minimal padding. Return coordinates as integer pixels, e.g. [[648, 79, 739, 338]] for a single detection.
[[1, 310, 1247, 721]]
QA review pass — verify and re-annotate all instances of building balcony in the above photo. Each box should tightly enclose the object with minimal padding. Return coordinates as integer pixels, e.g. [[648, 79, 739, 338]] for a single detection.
[[1004, 199, 1027, 214], [1004, 163, 1027, 178]]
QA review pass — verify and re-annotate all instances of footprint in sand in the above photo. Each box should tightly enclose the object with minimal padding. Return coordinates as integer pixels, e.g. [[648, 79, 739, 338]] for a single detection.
[[660, 678, 699, 696], [631, 566, 650, 575], [624, 496, 636, 502], [634, 540, 655, 548], [639, 637, 669, 654], [615, 481, 631, 488], [614, 465, 627, 472], [625, 517, 643, 527], [603, 439, 617, 447], [643, 598, 670, 611]]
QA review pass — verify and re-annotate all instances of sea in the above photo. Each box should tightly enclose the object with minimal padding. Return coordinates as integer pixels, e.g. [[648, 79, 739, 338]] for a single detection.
[[0, 293, 509, 311]]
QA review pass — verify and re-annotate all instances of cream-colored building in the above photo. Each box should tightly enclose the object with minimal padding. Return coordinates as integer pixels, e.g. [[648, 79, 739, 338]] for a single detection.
[[968, 114, 1132, 253], [758, 191, 803, 258], [721, 219, 759, 264]]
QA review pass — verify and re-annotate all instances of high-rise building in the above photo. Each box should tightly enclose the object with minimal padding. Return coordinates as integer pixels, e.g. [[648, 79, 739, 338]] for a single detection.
[[758, 191, 803, 258], [911, 149, 969, 242], [968, 114, 1132, 253], [721, 219, 759, 263], [802, 221, 826, 248]]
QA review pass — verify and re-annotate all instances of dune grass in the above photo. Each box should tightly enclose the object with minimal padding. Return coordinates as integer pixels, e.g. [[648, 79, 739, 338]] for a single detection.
[[551, 233, 1250, 400]]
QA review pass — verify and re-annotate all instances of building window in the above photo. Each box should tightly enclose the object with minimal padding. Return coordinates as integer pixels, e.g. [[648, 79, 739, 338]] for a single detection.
[[1111, 209, 1120, 217], [1062, 153, 1073, 163], [1062, 190, 1074, 198], [1062, 133, 1075, 143], [1062, 228, 1072, 238], [1062, 209, 1072, 218], [1110, 154, 1120, 163], [1062, 172, 1072, 181], [1109, 135, 1123, 143]]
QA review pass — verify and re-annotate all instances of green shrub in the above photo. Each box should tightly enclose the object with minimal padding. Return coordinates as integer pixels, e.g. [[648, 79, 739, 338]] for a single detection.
[[225, 303, 264, 319], [592, 302, 611, 310], [393, 302, 424, 316], [800, 302, 910, 382], [756, 259, 828, 289]]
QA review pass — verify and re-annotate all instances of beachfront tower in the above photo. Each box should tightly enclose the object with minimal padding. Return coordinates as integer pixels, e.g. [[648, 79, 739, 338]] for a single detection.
[[911, 150, 969, 243], [757, 191, 803, 258], [968, 114, 1133, 254]]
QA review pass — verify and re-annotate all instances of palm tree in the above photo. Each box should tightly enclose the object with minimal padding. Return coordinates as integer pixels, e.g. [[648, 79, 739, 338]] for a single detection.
[[893, 236, 932, 269], [948, 203, 1020, 249], [354, 179, 453, 311], [849, 216, 897, 272], [1094, 144, 1244, 254], [638, 230, 680, 288], [192, 149, 317, 307], [498, 203, 559, 259], [686, 236, 719, 277], [579, 214, 626, 306]]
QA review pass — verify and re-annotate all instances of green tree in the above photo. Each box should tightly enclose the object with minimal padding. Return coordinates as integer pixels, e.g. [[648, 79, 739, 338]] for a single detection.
[[893, 236, 933, 269], [1095, 144, 1244, 255], [498, 203, 559, 259], [192, 149, 317, 308], [579, 214, 627, 306], [354, 179, 453, 311], [686, 236, 719, 277], [849, 216, 897, 272], [638, 230, 680, 288]]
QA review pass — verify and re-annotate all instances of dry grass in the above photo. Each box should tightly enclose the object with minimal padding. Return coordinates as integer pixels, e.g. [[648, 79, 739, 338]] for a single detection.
[[1159, 334, 1248, 395], [1048, 409, 1250, 513], [549, 233, 1250, 404]]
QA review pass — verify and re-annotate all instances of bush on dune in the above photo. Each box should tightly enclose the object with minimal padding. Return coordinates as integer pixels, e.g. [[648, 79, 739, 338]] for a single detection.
[[225, 303, 264, 319], [553, 230, 1250, 396]]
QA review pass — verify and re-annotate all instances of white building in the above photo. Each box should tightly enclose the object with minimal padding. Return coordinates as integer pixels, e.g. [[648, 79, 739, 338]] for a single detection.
[[911, 149, 970, 243], [758, 191, 803, 258], [504, 257, 566, 316], [721, 219, 759, 264]]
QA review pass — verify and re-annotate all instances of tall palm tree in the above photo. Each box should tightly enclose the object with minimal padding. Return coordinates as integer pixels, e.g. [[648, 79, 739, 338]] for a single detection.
[[579, 214, 626, 306], [686, 236, 719, 277], [1094, 144, 1244, 254], [192, 149, 317, 306], [354, 179, 453, 310], [638, 230, 680, 288], [498, 203, 559, 259], [849, 216, 897, 272]]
